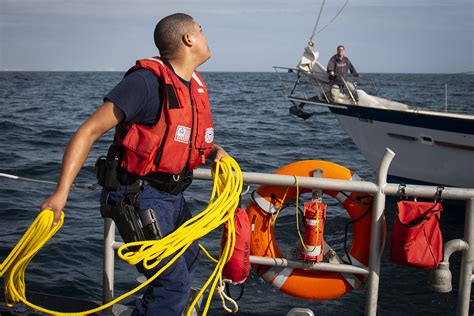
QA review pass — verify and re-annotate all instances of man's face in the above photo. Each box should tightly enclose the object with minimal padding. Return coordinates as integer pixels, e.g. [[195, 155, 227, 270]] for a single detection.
[[191, 21, 211, 65], [337, 47, 345, 58]]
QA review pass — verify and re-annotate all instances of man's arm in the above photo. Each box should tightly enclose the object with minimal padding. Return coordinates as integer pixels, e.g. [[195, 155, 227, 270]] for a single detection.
[[348, 58, 359, 77], [41, 101, 124, 224]]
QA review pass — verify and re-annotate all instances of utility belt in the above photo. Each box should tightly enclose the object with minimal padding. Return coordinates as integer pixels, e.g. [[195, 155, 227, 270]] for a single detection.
[[95, 144, 193, 195], [95, 144, 193, 244]]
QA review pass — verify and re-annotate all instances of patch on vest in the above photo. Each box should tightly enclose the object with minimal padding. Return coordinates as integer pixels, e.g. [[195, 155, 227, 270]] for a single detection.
[[174, 125, 191, 144], [205, 128, 214, 144], [197, 88, 204, 93]]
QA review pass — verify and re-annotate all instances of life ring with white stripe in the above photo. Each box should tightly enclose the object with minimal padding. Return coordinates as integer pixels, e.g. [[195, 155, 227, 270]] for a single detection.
[[246, 160, 385, 300]]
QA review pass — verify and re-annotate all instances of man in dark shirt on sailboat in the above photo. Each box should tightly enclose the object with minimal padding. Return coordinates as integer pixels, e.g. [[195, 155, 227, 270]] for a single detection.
[[327, 45, 359, 103]]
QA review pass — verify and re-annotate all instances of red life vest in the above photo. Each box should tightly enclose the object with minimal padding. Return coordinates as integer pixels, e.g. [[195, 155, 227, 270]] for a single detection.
[[116, 57, 214, 176]]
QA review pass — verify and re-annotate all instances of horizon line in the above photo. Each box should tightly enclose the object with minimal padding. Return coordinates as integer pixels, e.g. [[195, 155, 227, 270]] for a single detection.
[[1, 69, 471, 75]]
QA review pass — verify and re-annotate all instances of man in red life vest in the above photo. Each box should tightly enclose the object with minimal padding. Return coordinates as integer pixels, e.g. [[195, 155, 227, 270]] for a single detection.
[[40, 13, 229, 315]]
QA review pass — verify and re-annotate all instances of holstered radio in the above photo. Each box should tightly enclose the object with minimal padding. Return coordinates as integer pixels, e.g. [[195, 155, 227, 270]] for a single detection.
[[100, 201, 162, 244], [95, 144, 122, 191]]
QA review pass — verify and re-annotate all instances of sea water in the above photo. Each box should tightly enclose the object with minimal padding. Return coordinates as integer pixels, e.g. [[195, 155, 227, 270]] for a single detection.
[[0, 72, 473, 315]]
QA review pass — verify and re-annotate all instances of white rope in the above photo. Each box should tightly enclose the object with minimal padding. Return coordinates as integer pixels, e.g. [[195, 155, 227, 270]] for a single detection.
[[217, 277, 239, 313]]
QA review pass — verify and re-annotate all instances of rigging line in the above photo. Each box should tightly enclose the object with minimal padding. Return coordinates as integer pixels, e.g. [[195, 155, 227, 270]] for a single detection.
[[0, 172, 96, 190], [309, 0, 326, 44], [315, 0, 349, 36]]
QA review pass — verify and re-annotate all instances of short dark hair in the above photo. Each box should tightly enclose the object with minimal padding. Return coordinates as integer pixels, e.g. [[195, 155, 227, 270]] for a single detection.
[[154, 13, 194, 58], [337, 45, 345, 51]]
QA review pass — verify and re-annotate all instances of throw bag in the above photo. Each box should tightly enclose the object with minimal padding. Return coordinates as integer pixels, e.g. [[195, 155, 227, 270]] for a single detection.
[[390, 200, 443, 269], [221, 208, 251, 284]]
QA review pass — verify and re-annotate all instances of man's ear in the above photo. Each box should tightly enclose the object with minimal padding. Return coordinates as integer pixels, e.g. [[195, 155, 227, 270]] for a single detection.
[[183, 33, 194, 47]]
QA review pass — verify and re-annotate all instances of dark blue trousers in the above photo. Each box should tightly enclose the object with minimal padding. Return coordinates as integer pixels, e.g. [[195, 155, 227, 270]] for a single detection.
[[101, 185, 200, 316]]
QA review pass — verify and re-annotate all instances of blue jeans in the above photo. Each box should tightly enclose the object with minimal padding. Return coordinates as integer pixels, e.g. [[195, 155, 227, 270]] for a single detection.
[[101, 185, 200, 316]]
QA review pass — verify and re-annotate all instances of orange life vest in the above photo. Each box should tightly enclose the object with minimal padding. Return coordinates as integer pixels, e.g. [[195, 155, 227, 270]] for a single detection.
[[116, 57, 214, 176]]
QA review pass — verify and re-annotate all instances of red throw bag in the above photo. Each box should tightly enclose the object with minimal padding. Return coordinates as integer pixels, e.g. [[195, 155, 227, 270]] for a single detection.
[[390, 200, 443, 269], [221, 208, 251, 284]]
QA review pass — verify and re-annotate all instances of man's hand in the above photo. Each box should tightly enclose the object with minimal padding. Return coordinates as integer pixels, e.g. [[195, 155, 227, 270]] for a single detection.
[[40, 191, 68, 225], [212, 144, 230, 163]]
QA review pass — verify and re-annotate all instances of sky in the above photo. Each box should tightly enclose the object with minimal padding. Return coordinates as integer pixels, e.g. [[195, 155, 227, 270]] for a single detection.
[[0, 0, 473, 73]]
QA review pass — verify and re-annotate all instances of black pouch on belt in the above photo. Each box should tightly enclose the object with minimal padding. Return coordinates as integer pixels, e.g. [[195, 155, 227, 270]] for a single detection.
[[100, 202, 162, 244], [95, 144, 121, 191]]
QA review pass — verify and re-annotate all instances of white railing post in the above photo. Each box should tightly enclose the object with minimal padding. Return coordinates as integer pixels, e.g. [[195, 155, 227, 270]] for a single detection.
[[457, 198, 474, 316], [103, 217, 116, 313], [365, 148, 395, 316]]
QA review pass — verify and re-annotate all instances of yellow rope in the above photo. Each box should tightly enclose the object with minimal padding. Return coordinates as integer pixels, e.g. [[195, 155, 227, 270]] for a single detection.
[[315, 202, 322, 245], [0, 156, 243, 315], [270, 186, 290, 225], [199, 243, 219, 264], [293, 175, 310, 251], [268, 176, 309, 251]]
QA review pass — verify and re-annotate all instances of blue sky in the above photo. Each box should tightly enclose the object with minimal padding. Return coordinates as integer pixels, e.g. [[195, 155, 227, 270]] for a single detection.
[[1, 0, 472, 73]]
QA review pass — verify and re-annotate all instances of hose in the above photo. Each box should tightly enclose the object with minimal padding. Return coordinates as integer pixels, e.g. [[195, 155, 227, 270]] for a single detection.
[[0, 156, 243, 315]]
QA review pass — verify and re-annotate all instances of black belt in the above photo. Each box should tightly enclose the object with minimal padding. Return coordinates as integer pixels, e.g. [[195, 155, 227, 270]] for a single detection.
[[119, 169, 193, 196], [143, 179, 186, 195]]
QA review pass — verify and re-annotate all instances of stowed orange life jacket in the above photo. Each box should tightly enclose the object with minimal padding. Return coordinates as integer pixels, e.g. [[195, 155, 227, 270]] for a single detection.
[[115, 57, 214, 176]]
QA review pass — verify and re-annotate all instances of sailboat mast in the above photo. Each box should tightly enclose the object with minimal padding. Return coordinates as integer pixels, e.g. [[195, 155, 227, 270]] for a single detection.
[[309, 0, 326, 46]]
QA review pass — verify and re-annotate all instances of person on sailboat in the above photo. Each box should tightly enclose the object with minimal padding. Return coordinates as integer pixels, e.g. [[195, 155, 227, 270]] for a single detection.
[[327, 45, 359, 102]]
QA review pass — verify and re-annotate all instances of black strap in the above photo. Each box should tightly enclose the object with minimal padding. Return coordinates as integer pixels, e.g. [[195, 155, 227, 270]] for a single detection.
[[124, 179, 144, 196], [224, 283, 245, 301], [343, 195, 373, 266], [144, 169, 193, 195]]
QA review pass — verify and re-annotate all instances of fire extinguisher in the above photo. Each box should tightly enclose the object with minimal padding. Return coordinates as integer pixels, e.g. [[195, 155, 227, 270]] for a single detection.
[[301, 197, 327, 262]]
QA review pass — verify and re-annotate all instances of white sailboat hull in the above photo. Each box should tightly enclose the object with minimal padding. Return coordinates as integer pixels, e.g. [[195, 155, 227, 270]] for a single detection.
[[330, 107, 474, 188]]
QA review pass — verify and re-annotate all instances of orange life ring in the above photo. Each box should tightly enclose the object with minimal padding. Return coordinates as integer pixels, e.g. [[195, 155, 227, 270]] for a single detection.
[[246, 160, 385, 300]]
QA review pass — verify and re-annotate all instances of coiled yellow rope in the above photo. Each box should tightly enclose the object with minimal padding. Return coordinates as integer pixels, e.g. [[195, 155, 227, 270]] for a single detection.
[[0, 156, 242, 315]]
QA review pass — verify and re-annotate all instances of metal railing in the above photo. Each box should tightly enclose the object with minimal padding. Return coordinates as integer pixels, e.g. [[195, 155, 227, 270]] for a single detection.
[[273, 66, 377, 106], [102, 148, 474, 315]]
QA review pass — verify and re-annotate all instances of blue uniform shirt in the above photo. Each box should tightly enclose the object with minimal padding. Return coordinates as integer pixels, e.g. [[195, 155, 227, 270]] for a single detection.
[[105, 68, 191, 126]]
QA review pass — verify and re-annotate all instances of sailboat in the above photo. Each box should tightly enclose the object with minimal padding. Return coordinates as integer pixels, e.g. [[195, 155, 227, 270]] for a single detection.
[[275, 3, 474, 188]]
